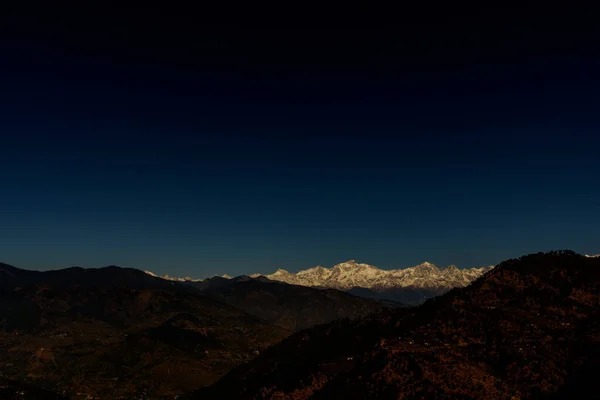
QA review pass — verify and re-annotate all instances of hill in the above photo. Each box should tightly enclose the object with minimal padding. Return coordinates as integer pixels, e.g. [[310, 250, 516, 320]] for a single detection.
[[0, 263, 391, 398], [198, 278, 392, 332], [0, 262, 189, 292], [0, 263, 288, 398], [190, 250, 600, 399]]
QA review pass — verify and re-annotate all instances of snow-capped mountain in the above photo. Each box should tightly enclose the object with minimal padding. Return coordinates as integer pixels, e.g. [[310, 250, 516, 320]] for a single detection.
[[144, 260, 493, 304], [258, 260, 494, 293], [145, 261, 492, 294], [584, 254, 600, 258]]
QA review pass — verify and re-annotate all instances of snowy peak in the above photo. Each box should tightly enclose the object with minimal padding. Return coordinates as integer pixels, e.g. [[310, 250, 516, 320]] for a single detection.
[[272, 268, 291, 276], [259, 259, 490, 294], [417, 261, 435, 267], [331, 260, 380, 272], [297, 265, 330, 279], [413, 261, 439, 271], [144, 258, 495, 300], [331, 260, 357, 269], [442, 265, 462, 276], [298, 265, 327, 274]]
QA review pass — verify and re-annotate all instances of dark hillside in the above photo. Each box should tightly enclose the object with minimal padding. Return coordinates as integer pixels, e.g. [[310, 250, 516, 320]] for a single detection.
[[191, 251, 600, 399], [0, 264, 287, 398], [201, 279, 389, 332], [0, 263, 391, 398]]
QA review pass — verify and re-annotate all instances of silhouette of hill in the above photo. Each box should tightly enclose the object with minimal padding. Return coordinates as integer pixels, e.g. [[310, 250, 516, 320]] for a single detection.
[[0, 263, 392, 398], [190, 250, 600, 399], [0, 264, 288, 397], [0, 262, 187, 292]]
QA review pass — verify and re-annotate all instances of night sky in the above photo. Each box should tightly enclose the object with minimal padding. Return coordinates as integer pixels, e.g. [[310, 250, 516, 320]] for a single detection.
[[1, 6, 599, 277]]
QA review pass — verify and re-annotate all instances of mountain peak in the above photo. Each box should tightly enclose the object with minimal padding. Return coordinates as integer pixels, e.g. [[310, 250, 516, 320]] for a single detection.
[[414, 261, 438, 270], [332, 260, 371, 269], [273, 268, 290, 275], [298, 265, 328, 274], [332, 260, 358, 267]]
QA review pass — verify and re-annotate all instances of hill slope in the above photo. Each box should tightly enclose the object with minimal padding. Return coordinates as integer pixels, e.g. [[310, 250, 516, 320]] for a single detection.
[[198, 278, 393, 333], [0, 264, 287, 398], [191, 251, 600, 399], [0, 263, 392, 398]]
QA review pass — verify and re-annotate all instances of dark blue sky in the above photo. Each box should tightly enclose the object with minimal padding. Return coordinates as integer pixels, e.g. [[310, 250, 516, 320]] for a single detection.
[[1, 11, 599, 277]]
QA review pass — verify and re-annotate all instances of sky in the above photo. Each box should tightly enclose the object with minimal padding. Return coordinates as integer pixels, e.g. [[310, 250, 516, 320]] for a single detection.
[[1, 7, 599, 277]]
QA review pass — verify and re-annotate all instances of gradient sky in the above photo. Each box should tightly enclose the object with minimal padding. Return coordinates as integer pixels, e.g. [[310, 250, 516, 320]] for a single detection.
[[1, 9, 599, 277]]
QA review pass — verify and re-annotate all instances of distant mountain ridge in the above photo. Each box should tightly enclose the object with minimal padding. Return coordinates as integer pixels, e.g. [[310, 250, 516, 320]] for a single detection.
[[143, 270, 232, 282], [144, 260, 494, 304], [257, 260, 493, 293]]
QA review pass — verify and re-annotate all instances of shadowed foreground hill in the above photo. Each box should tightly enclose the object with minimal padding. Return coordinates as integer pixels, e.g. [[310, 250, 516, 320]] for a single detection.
[[0, 264, 288, 398], [196, 278, 394, 332], [190, 251, 600, 399], [0, 379, 67, 400], [0, 264, 391, 399]]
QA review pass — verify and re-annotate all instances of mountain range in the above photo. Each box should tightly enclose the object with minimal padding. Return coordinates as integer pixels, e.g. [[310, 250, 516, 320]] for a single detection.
[[146, 260, 494, 304], [259, 260, 493, 298]]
